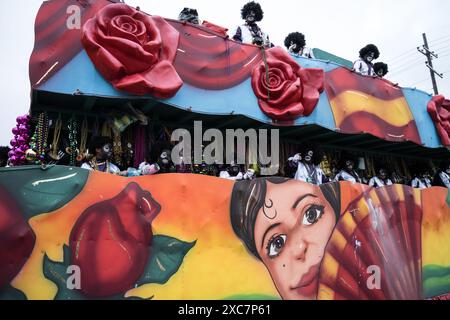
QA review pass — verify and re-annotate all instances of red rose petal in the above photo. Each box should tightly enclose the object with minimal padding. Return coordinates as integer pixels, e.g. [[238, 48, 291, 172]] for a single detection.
[[299, 68, 325, 92], [109, 15, 147, 44], [115, 60, 183, 98], [267, 79, 302, 108], [301, 84, 321, 116], [150, 15, 179, 62], [259, 100, 305, 121]]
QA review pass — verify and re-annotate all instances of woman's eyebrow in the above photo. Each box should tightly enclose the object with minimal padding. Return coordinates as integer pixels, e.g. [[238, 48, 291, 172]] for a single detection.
[[292, 194, 317, 210], [261, 223, 281, 249]]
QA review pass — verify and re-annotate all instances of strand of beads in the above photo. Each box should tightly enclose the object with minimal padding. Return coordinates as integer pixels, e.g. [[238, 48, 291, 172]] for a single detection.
[[68, 116, 79, 166], [29, 112, 49, 164], [8, 114, 31, 166], [77, 117, 88, 163]]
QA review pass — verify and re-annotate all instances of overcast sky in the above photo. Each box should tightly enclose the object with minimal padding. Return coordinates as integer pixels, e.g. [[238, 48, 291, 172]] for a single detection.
[[1, 0, 449, 145]]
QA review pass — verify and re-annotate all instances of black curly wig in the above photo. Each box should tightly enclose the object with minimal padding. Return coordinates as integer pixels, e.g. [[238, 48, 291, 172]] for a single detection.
[[284, 32, 306, 53], [359, 44, 380, 60], [241, 1, 264, 22], [374, 62, 389, 76], [88, 136, 112, 155]]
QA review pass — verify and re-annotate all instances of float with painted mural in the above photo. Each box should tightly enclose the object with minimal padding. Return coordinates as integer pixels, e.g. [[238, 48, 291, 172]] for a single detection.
[[1, 0, 449, 300]]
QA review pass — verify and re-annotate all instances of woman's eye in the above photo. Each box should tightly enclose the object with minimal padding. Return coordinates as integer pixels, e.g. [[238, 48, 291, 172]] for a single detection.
[[267, 234, 287, 258], [302, 205, 325, 226]]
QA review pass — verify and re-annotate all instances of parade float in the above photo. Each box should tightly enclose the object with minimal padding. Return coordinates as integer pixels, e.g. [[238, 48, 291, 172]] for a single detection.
[[0, 0, 449, 300]]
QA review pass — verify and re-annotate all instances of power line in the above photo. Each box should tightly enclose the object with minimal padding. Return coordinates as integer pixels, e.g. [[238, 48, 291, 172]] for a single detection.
[[437, 47, 450, 54], [439, 53, 450, 59], [385, 47, 419, 62], [386, 36, 450, 64], [433, 43, 450, 52], [429, 34, 450, 45], [408, 77, 431, 87], [388, 61, 424, 77], [388, 54, 423, 69]]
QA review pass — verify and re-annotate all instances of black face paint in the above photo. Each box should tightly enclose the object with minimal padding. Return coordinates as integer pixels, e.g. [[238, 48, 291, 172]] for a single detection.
[[304, 150, 314, 163], [365, 52, 375, 62], [245, 10, 256, 24], [346, 160, 354, 171], [97, 143, 112, 160]]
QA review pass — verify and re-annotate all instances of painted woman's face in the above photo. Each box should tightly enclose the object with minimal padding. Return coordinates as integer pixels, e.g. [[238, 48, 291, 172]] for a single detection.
[[254, 180, 336, 300]]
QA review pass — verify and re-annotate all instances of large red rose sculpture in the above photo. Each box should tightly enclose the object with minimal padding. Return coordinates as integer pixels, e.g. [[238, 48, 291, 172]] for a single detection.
[[82, 3, 183, 98], [427, 95, 450, 147], [251, 47, 324, 122]]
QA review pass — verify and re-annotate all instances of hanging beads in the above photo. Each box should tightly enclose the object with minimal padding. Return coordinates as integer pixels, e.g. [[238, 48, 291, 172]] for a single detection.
[[68, 116, 79, 166], [29, 112, 49, 165]]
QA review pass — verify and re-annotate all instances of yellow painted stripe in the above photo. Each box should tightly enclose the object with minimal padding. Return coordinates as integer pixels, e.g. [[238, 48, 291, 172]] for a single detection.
[[330, 90, 414, 127]]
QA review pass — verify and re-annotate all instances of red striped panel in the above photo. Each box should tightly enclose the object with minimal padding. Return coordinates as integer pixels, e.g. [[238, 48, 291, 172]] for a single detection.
[[325, 67, 404, 101], [29, 0, 117, 87], [339, 111, 421, 144], [169, 21, 262, 89]]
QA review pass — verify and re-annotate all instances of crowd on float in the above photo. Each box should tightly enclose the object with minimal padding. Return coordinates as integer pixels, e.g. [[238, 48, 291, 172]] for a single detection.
[[1, 1, 448, 190], [1, 133, 449, 189], [177, 1, 390, 78]]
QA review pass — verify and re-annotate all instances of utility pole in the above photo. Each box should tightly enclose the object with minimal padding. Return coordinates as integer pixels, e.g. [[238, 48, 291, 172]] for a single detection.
[[417, 33, 443, 95]]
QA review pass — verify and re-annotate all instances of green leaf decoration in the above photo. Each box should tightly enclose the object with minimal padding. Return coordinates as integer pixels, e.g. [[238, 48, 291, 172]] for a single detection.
[[136, 235, 196, 286], [43, 245, 146, 300], [0, 165, 89, 218], [0, 285, 27, 300], [43, 245, 85, 300], [423, 265, 450, 299]]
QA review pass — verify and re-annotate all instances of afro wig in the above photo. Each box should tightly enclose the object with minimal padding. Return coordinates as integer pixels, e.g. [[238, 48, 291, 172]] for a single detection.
[[359, 44, 380, 60], [88, 136, 112, 155], [284, 32, 306, 53], [178, 7, 199, 24], [241, 1, 264, 22], [374, 62, 389, 76]]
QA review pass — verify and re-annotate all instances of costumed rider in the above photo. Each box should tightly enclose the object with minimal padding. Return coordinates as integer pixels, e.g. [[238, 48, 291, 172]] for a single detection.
[[432, 161, 450, 188], [81, 136, 121, 174], [334, 154, 362, 183], [353, 44, 380, 76], [178, 7, 200, 24], [157, 149, 176, 174], [231, 1, 271, 48], [293, 145, 328, 185], [285, 152, 301, 178], [369, 167, 393, 188], [284, 32, 314, 58], [374, 62, 389, 78], [411, 167, 432, 189], [219, 161, 244, 180]]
